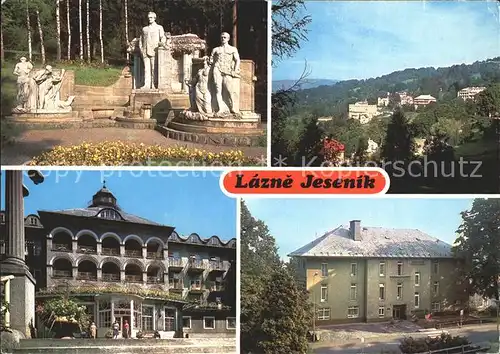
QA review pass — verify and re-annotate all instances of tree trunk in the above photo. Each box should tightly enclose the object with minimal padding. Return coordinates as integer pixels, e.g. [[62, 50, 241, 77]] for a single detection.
[[67, 0, 71, 59], [86, 0, 90, 62], [36, 9, 46, 65], [124, 0, 129, 62], [79, 0, 83, 61], [99, 0, 104, 63], [26, 0, 32, 61], [56, 0, 61, 61]]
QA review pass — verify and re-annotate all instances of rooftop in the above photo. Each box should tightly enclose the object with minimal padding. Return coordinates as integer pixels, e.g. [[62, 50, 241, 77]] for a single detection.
[[414, 94, 436, 100], [288, 222, 453, 258]]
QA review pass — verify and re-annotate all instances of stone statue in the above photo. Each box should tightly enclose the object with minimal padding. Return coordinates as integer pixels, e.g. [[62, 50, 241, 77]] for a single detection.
[[139, 11, 166, 90], [13, 57, 34, 111], [192, 57, 212, 114], [209, 32, 241, 115]]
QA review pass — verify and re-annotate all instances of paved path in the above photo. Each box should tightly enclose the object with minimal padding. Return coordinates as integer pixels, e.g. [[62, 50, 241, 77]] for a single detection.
[[1, 128, 267, 165], [313, 323, 499, 353]]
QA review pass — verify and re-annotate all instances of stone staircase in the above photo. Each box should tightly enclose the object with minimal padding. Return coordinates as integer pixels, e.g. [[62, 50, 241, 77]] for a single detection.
[[12, 338, 236, 354]]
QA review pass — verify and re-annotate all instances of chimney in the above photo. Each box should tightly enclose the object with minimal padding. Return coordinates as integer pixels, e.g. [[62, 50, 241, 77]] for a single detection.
[[350, 220, 361, 241]]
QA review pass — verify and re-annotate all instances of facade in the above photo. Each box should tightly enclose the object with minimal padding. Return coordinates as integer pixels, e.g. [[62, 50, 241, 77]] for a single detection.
[[413, 94, 437, 109], [348, 101, 381, 124], [457, 87, 486, 101], [290, 220, 467, 324], [377, 93, 390, 107], [397, 92, 414, 106], [0, 186, 236, 338]]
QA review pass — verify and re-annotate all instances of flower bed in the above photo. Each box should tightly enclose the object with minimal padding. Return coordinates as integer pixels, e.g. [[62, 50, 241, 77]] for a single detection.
[[28, 141, 260, 166]]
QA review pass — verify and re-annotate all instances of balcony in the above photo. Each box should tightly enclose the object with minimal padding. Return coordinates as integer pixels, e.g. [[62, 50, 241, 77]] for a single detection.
[[102, 273, 120, 282], [53, 270, 72, 279], [76, 246, 97, 254], [168, 258, 184, 269], [125, 274, 143, 283], [102, 248, 120, 256], [169, 282, 183, 292], [147, 252, 164, 260], [210, 284, 224, 292], [76, 272, 97, 281], [52, 244, 72, 252], [389, 273, 411, 279], [209, 261, 228, 273], [188, 259, 206, 272], [147, 276, 163, 284], [189, 283, 204, 293], [124, 249, 142, 258]]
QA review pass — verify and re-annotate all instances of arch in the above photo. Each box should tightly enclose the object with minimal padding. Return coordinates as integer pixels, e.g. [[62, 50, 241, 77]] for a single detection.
[[145, 237, 165, 249], [99, 257, 122, 269], [53, 258, 72, 268], [100, 232, 123, 244], [122, 258, 144, 272], [75, 229, 99, 242], [75, 255, 99, 267], [123, 234, 145, 246], [145, 260, 166, 273], [49, 254, 75, 267], [208, 236, 222, 247], [48, 227, 74, 240]]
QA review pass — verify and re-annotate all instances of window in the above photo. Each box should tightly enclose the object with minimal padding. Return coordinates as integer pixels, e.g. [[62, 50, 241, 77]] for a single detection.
[[350, 284, 357, 300], [378, 307, 385, 318], [415, 272, 420, 286], [397, 283, 403, 299], [226, 317, 236, 330], [190, 279, 202, 289], [397, 261, 403, 275], [414, 292, 420, 308], [379, 262, 385, 276], [320, 285, 328, 302], [433, 281, 439, 295], [317, 308, 330, 320], [379, 284, 385, 300], [432, 302, 440, 312], [351, 263, 357, 276], [142, 305, 154, 331], [164, 309, 175, 331], [203, 316, 215, 329], [347, 306, 359, 318], [182, 316, 191, 329], [433, 260, 439, 274], [321, 263, 328, 277]]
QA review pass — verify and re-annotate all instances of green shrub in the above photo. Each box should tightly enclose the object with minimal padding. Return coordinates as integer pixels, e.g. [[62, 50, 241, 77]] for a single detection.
[[400, 334, 472, 353]]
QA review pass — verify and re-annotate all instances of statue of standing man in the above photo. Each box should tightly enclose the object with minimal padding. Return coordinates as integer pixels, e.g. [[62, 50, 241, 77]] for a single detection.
[[13, 57, 34, 111], [139, 12, 166, 90], [209, 32, 241, 115]]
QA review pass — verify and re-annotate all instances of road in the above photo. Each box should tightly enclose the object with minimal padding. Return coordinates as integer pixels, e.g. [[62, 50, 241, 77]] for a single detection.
[[313, 324, 500, 354]]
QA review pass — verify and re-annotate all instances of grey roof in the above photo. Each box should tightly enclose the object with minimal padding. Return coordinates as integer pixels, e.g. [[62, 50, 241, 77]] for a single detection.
[[289, 225, 453, 258], [45, 207, 163, 226]]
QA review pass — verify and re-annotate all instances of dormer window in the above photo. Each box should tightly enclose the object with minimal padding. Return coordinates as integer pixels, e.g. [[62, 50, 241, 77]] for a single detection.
[[96, 208, 123, 221]]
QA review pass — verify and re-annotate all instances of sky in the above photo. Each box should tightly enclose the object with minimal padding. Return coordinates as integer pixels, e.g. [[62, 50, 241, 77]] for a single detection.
[[0, 170, 236, 241], [273, 0, 500, 81], [244, 198, 476, 260]]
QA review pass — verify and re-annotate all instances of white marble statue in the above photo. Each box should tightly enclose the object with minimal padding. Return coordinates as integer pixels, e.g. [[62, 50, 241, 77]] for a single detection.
[[190, 57, 212, 114], [209, 32, 241, 115], [139, 11, 166, 90], [12, 62, 75, 113], [13, 57, 34, 111]]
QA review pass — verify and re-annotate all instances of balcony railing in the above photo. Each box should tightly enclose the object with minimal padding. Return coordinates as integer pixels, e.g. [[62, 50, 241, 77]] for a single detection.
[[169, 282, 183, 290], [209, 261, 228, 271], [147, 276, 163, 284], [76, 272, 97, 281], [210, 284, 224, 292], [190, 284, 203, 291], [125, 274, 142, 283], [53, 269, 72, 278], [52, 244, 72, 252], [101, 248, 120, 256], [124, 249, 142, 258], [102, 273, 120, 282], [168, 258, 184, 268], [146, 252, 164, 260], [189, 259, 206, 270], [76, 246, 97, 254]]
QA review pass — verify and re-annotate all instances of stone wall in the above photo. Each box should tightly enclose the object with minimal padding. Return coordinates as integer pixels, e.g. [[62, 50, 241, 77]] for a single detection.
[[239, 60, 256, 112]]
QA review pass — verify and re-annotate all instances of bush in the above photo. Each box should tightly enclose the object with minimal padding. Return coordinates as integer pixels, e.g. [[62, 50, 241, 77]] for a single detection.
[[400, 334, 472, 353], [105, 330, 113, 339], [27, 141, 261, 166]]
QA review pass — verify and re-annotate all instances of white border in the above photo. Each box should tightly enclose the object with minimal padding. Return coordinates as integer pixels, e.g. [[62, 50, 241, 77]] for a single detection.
[[219, 167, 392, 198], [236, 196, 241, 347], [267, 0, 272, 167]]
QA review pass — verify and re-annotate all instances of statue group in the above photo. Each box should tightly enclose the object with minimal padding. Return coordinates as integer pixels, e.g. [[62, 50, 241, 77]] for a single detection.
[[136, 12, 241, 119], [12, 57, 75, 114]]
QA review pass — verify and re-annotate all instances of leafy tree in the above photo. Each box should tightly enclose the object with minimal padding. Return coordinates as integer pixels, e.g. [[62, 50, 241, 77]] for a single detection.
[[294, 115, 324, 166], [453, 198, 500, 301], [423, 134, 455, 162], [476, 83, 500, 118], [256, 267, 312, 354], [353, 136, 369, 163], [381, 109, 416, 162]]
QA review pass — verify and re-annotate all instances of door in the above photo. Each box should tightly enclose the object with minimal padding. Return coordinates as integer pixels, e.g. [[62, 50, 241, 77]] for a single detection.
[[393, 307, 401, 320]]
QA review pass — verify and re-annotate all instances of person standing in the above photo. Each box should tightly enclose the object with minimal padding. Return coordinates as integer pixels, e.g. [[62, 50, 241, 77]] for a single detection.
[[139, 12, 166, 90], [112, 320, 120, 339], [90, 322, 97, 339], [123, 320, 130, 339]]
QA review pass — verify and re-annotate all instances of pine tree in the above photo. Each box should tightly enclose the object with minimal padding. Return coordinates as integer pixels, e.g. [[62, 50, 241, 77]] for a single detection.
[[381, 109, 416, 162], [294, 115, 324, 166]]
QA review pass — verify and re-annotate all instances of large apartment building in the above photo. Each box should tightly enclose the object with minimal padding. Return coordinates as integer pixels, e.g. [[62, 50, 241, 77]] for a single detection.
[[348, 101, 381, 124], [0, 185, 236, 338], [290, 220, 467, 324], [457, 87, 486, 101]]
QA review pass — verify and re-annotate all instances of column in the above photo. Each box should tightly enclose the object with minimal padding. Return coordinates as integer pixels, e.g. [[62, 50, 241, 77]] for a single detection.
[[96, 299, 100, 327], [142, 246, 147, 259], [130, 299, 134, 334], [46, 238, 52, 251], [72, 266, 78, 278], [120, 245, 125, 256], [72, 240, 78, 253], [97, 241, 102, 255], [157, 48, 171, 91], [4, 277, 12, 327], [5, 170, 25, 263], [97, 268, 102, 281], [111, 301, 115, 322]]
